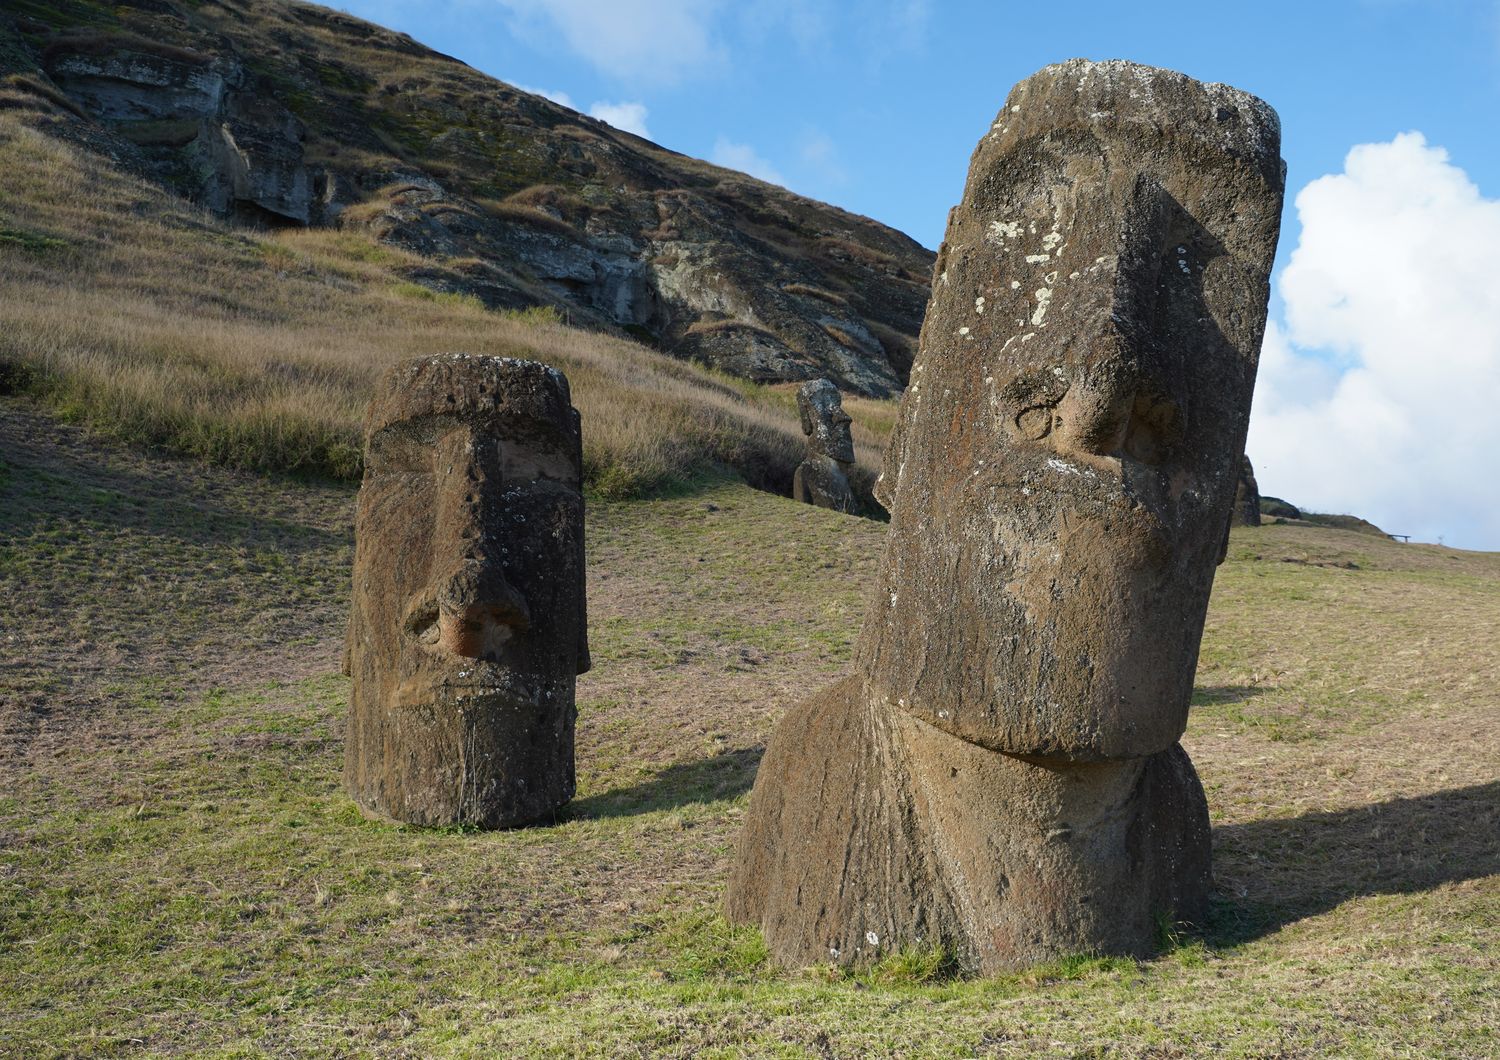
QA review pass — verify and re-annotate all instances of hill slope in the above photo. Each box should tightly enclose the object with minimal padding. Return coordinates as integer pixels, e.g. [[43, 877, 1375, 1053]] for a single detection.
[[1, 0, 934, 396], [2, 402, 1496, 1055]]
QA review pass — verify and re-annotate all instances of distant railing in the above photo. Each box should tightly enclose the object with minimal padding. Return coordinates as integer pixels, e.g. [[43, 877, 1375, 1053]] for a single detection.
[[1389, 534, 1411, 543]]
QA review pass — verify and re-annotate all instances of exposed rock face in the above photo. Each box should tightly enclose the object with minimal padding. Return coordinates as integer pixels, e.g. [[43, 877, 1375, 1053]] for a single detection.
[[5, 2, 932, 395], [727, 60, 1284, 972], [1233, 455, 1262, 527], [344, 355, 589, 828], [792, 379, 856, 513], [44, 41, 318, 224], [1261, 496, 1301, 520]]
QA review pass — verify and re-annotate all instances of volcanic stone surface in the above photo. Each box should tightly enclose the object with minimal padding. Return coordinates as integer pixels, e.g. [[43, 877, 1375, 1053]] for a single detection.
[[792, 379, 856, 514], [727, 59, 1285, 973], [344, 355, 589, 828], [1233, 455, 1263, 527]]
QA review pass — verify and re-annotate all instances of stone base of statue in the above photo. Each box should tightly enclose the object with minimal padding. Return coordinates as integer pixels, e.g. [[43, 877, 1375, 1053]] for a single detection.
[[792, 454, 855, 513], [725, 677, 1211, 972]]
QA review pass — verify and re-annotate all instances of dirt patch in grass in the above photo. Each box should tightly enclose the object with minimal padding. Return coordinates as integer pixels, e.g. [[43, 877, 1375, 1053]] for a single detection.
[[2, 405, 1497, 1056]]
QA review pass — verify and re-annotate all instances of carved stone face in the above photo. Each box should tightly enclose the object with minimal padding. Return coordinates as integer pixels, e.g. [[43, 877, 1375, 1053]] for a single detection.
[[859, 62, 1284, 761], [798, 379, 856, 464], [344, 355, 588, 827]]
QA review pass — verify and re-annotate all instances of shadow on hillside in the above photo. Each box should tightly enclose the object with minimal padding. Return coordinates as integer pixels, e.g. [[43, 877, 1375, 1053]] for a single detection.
[[1, 404, 350, 554], [568, 746, 761, 819], [1208, 780, 1500, 945]]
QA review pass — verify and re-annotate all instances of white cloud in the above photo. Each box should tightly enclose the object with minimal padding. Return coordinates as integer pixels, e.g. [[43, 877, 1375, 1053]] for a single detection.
[[511, 83, 576, 110], [710, 136, 785, 186], [1247, 132, 1500, 550], [587, 100, 651, 139], [497, 0, 726, 84]]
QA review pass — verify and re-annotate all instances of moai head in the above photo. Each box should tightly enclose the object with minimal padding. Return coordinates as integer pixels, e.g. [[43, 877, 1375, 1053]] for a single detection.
[[858, 61, 1284, 761], [345, 355, 589, 827], [798, 379, 855, 464]]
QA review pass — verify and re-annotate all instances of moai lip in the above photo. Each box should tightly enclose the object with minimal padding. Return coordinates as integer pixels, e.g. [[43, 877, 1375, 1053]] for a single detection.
[[792, 378, 857, 513], [728, 60, 1284, 973], [343, 354, 589, 829]]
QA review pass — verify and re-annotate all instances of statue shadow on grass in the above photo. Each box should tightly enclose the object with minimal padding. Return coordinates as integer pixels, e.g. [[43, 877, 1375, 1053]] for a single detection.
[[566, 746, 762, 820], [570, 748, 1497, 952], [1206, 780, 1500, 945], [1191, 683, 1268, 708]]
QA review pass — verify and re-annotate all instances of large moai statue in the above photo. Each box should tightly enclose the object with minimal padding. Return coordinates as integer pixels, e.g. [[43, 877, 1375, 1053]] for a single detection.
[[727, 61, 1284, 972], [344, 354, 589, 829], [792, 379, 857, 514], [1233, 455, 1263, 527]]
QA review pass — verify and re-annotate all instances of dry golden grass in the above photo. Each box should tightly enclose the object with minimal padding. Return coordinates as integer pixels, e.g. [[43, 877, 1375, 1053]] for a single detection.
[[0, 115, 893, 497]]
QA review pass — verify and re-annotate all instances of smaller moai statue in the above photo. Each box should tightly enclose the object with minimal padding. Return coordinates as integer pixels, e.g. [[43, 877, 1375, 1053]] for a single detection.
[[343, 354, 589, 829], [792, 379, 856, 513], [1233, 455, 1262, 526]]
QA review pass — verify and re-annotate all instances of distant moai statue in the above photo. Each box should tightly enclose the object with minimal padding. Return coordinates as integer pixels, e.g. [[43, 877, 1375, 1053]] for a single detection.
[[727, 60, 1284, 972], [792, 379, 856, 513], [1233, 455, 1262, 526], [344, 355, 589, 828]]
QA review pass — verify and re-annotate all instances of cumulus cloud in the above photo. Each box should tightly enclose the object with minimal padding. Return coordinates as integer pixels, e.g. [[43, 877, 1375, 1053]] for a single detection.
[[1247, 132, 1500, 550], [587, 100, 651, 139], [497, 0, 726, 84], [710, 136, 785, 186]]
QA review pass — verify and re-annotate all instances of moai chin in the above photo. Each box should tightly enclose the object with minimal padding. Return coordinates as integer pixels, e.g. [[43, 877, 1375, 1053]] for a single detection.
[[727, 60, 1284, 972], [792, 379, 857, 514], [344, 354, 589, 829]]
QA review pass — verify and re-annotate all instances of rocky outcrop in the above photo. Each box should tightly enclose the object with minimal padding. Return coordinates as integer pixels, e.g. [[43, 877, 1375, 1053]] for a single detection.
[[4, 1, 932, 395], [43, 37, 319, 225]]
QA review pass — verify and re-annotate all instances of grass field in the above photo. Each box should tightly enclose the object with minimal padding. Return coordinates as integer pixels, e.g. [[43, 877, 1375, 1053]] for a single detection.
[[2, 399, 1496, 1058]]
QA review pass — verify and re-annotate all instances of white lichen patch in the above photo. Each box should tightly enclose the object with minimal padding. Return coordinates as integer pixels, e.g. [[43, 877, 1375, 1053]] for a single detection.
[[1041, 231, 1064, 252], [958, 326, 970, 336], [975, 296, 986, 314], [989, 220, 1023, 241], [1044, 271, 1059, 285], [1011, 280, 1020, 289], [1032, 288, 1052, 325], [1025, 254, 1050, 264]]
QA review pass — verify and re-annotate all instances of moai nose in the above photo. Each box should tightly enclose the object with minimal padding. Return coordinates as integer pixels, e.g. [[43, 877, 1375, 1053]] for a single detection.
[[1053, 349, 1137, 459], [435, 558, 530, 660]]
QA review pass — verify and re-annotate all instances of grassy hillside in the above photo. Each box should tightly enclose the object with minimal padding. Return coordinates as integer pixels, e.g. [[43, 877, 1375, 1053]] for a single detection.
[[0, 0, 932, 395], [0, 109, 892, 501], [2, 402, 1495, 1057]]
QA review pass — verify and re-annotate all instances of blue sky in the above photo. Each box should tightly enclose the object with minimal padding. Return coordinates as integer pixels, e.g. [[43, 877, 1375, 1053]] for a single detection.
[[334, 0, 1500, 549]]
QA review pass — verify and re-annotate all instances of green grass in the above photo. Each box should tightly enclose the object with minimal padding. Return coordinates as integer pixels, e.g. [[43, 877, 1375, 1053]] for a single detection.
[[2, 402, 1496, 1056]]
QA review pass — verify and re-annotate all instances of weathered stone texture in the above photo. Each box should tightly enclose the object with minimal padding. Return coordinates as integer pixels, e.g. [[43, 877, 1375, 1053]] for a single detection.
[[1233, 455, 1263, 526], [791, 379, 856, 513], [728, 59, 1284, 972], [344, 355, 589, 828]]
